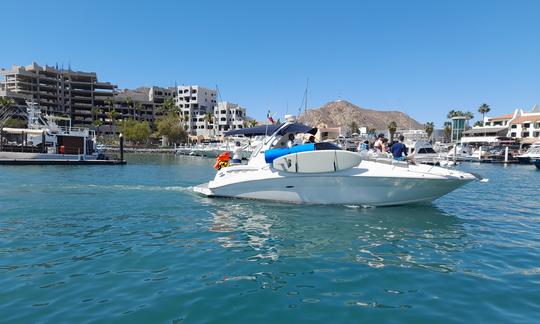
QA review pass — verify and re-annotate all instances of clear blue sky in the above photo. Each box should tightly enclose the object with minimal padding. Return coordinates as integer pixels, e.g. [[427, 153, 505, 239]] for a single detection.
[[2, 0, 539, 127]]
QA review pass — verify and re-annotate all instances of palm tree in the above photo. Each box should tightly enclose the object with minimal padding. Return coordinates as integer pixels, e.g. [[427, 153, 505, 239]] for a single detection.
[[0, 97, 15, 110], [349, 121, 358, 135], [0, 97, 16, 131], [204, 112, 214, 136], [162, 98, 177, 116], [135, 102, 142, 120], [425, 122, 435, 139], [387, 121, 397, 140], [478, 103, 490, 125], [249, 120, 258, 127], [105, 98, 114, 111], [443, 122, 452, 143], [125, 97, 133, 116], [91, 107, 99, 122], [447, 110, 457, 119], [106, 109, 118, 132]]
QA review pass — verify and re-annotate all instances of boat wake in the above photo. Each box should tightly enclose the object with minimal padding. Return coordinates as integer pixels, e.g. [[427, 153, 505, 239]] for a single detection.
[[62, 184, 193, 192]]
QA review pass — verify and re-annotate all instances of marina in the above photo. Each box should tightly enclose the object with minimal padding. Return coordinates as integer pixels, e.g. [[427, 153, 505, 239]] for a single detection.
[[0, 154, 539, 322], [1, 1, 539, 322]]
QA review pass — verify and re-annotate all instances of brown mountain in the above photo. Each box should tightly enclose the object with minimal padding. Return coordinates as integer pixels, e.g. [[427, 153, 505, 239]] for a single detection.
[[298, 100, 423, 130]]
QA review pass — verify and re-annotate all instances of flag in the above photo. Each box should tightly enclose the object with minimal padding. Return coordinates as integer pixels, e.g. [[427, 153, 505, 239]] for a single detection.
[[267, 110, 275, 124]]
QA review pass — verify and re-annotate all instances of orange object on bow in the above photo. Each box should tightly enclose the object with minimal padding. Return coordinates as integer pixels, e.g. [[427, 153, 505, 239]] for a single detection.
[[214, 151, 231, 170]]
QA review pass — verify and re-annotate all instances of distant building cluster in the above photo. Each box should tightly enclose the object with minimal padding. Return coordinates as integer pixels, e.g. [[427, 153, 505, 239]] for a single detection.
[[0, 62, 248, 137], [460, 106, 540, 144]]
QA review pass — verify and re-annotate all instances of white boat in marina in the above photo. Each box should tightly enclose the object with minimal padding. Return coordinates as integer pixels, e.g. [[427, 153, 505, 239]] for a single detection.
[[446, 144, 473, 161], [194, 116, 480, 206], [516, 142, 540, 164], [0, 102, 113, 163], [176, 140, 254, 159], [406, 140, 453, 166]]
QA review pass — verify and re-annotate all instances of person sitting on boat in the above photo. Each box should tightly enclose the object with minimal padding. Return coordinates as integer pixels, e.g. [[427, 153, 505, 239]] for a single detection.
[[391, 135, 413, 162], [373, 134, 385, 152], [304, 135, 316, 144], [287, 133, 296, 148], [382, 138, 390, 152], [358, 140, 369, 152], [232, 141, 243, 163]]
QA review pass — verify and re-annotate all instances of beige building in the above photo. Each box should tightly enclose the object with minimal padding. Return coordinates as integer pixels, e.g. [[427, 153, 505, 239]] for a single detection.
[[463, 105, 540, 144], [214, 101, 247, 134], [176, 85, 217, 136]]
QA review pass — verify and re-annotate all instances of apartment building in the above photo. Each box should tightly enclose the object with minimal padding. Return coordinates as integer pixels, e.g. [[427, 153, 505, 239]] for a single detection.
[[214, 101, 246, 133], [0, 62, 117, 126], [176, 85, 217, 136], [1, 63, 249, 138]]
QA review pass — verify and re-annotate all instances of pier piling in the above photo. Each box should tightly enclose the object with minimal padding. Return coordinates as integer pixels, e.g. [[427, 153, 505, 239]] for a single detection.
[[119, 133, 124, 162]]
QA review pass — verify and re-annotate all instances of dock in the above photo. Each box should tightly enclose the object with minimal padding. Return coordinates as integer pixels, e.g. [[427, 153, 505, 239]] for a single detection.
[[0, 159, 126, 165]]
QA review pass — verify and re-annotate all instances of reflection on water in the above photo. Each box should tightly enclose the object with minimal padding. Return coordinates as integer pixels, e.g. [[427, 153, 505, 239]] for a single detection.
[[205, 198, 468, 273]]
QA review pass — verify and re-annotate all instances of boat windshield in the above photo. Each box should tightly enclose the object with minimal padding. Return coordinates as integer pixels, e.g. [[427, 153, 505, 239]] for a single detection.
[[417, 147, 437, 154]]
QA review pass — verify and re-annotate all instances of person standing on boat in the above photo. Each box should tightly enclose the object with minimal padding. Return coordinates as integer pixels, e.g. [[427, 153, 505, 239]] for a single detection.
[[232, 141, 243, 163]]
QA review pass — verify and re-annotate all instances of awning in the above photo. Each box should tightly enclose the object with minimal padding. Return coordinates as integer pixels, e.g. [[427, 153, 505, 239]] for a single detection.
[[463, 127, 507, 136], [225, 123, 317, 137], [0, 127, 46, 135]]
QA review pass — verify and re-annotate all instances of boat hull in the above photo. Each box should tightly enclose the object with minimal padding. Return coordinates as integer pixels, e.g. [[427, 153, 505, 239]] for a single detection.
[[534, 159, 540, 169], [196, 160, 476, 206], [202, 176, 470, 206], [517, 156, 531, 164]]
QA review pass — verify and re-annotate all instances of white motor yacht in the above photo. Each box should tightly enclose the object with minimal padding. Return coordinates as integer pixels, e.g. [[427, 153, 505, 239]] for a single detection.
[[516, 142, 540, 164], [0, 103, 103, 161], [406, 140, 451, 166], [194, 116, 480, 206]]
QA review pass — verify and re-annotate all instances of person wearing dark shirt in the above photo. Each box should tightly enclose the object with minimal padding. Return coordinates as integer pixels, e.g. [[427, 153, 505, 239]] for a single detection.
[[391, 135, 408, 161]]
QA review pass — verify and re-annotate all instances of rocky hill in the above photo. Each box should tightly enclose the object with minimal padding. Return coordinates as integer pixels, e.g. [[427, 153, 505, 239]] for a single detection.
[[298, 100, 423, 130]]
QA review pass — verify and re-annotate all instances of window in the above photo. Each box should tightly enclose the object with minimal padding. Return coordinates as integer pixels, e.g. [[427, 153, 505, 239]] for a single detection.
[[524, 123, 530, 128], [221, 110, 226, 114], [534, 132, 540, 137], [191, 96, 196, 100], [511, 125, 517, 129], [418, 148, 436, 154], [193, 104, 198, 108], [185, 104, 189, 108], [192, 89, 197, 94], [511, 132, 516, 137], [220, 117, 226, 121], [523, 132, 530, 137]]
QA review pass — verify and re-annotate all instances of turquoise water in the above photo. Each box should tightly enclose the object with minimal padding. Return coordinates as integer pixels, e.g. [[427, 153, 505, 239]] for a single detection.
[[1, 154, 539, 323]]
